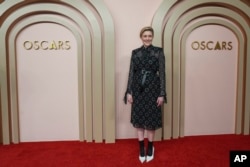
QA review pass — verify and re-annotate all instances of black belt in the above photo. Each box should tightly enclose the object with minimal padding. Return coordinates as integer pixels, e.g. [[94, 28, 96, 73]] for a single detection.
[[141, 70, 150, 86], [140, 69, 156, 87]]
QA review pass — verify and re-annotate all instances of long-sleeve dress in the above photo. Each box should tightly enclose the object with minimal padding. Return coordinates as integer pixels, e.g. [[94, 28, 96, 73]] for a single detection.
[[124, 45, 167, 130]]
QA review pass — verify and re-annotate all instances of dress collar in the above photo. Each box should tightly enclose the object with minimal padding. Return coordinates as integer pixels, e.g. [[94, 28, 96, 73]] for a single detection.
[[141, 44, 153, 50]]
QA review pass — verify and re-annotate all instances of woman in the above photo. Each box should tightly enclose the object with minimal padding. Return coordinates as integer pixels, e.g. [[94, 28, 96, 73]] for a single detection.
[[124, 26, 167, 163]]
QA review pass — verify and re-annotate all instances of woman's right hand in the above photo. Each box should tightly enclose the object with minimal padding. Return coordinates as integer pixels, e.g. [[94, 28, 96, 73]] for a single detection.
[[127, 94, 133, 104]]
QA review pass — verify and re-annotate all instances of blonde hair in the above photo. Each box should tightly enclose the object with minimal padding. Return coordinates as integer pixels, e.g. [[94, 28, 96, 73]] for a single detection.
[[140, 26, 154, 37]]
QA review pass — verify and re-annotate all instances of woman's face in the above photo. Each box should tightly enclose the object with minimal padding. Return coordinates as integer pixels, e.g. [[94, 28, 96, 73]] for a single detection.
[[141, 30, 153, 47]]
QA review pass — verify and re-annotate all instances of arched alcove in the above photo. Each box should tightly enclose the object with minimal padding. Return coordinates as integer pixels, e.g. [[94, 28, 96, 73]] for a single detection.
[[152, 0, 250, 140], [0, 0, 115, 145]]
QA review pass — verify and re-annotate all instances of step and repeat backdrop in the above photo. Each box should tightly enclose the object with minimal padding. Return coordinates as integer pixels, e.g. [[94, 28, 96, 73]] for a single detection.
[[0, 0, 249, 144]]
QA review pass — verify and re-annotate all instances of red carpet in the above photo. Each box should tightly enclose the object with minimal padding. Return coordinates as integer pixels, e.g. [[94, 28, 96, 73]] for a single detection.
[[0, 134, 250, 167]]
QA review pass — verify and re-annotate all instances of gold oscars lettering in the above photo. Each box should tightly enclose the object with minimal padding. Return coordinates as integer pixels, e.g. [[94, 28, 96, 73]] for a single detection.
[[23, 41, 71, 50], [191, 41, 232, 50]]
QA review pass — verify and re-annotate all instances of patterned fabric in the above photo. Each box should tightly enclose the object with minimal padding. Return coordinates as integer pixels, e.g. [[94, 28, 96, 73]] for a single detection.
[[124, 45, 167, 130]]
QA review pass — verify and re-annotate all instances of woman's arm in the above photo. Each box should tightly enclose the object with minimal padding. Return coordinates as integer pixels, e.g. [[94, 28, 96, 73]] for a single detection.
[[124, 51, 135, 104], [158, 48, 167, 103]]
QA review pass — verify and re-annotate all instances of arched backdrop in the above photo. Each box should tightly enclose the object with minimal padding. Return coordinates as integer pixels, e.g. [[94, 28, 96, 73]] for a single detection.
[[151, 0, 250, 140], [0, 0, 115, 144]]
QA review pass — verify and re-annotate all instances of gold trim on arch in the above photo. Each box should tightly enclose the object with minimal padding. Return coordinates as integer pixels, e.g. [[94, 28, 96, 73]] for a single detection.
[[173, 6, 248, 136], [0, 87, 2, 144], [9, 15, 88, 143], [152, 0, 250, 140], [0, 0, 115, 145], [3, 4, 91, 143], [151, 0, 177, 141], [89, 0, 116, 143], [180, 18, 247, 136]]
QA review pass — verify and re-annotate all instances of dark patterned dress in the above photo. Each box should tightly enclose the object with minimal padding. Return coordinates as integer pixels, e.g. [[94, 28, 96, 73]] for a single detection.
[[124, 45, 167, 130]]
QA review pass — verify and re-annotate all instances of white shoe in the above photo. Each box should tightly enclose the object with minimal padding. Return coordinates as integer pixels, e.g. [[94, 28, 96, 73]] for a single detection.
[[139, 147, 146, 163], [146, 147, 154, 162], [139, 155, 146, 163]]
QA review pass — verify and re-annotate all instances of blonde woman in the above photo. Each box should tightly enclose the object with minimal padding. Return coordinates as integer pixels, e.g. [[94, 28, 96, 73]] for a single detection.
[[124, 26, 167, 163]]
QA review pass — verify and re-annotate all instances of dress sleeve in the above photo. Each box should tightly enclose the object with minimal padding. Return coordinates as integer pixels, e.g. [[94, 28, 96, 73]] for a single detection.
[[159, 48, 167, 103], [123, 51, 134, 104]]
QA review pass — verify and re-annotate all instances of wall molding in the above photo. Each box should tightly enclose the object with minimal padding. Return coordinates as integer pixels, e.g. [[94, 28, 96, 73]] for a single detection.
[[152, 0, 250, 140], [0, 0, 115, 145]]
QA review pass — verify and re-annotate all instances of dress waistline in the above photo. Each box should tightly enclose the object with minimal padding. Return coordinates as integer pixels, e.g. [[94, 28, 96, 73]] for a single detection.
[[140, 69, 157, 86]]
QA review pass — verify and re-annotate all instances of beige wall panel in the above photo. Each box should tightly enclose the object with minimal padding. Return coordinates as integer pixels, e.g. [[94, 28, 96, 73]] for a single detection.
[[0, 2, 92, 144], [103, 0, 163, 140], [0, 88, 2, 143], [152, 0, 176, 140], [62, 0, 104, 142], [179, 12, 248, 137], [0, 0, 22, 16], [0, 16, 11, 145], [184, 24, 237, 135], [173, 7, 247, 136], [160, 0, 250, 139], [1, 0, 116, 144], [9, 14, 91, 143], [90, 0, 116, 143], [17, 23, 79, 142], [244, 35, 250, 134]]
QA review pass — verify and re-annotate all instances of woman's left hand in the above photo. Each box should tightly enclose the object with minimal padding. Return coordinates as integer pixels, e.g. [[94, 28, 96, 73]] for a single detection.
[[157, 96, 164, 107]]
